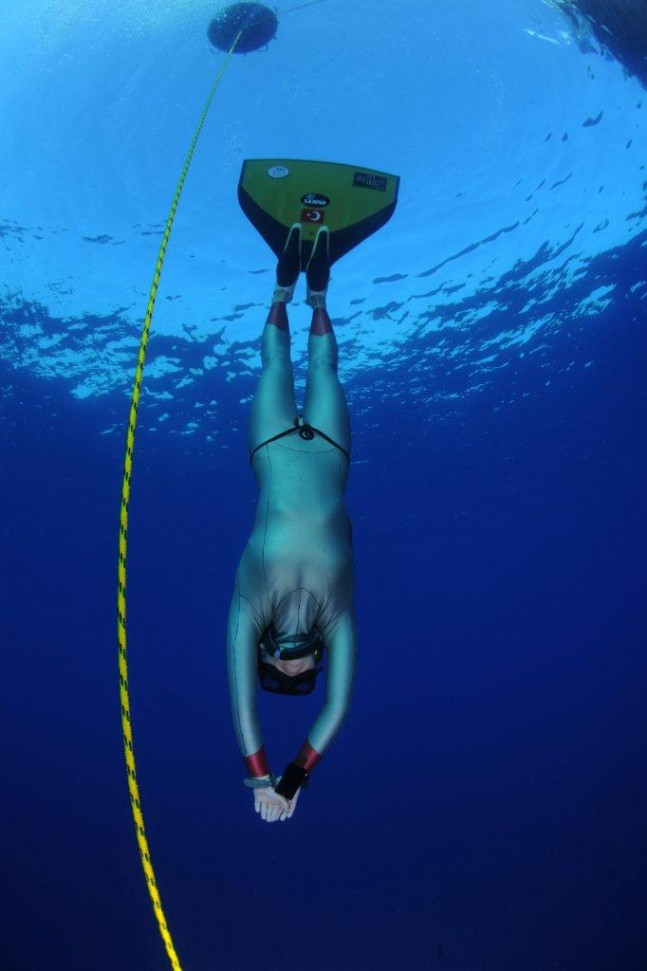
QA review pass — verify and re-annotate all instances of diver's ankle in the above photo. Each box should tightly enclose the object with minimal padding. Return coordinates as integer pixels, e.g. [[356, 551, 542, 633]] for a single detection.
[[267, 301, 289, 330], [310, 307, 332, 335]]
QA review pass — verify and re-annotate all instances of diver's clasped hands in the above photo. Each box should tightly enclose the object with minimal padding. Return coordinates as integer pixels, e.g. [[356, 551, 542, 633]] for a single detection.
[[254, 786, 301, 823], [247, 762, 309, 821]]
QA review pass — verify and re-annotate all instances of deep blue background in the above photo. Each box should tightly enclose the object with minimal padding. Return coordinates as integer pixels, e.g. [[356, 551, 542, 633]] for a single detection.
[[2, 236, 646, 970]]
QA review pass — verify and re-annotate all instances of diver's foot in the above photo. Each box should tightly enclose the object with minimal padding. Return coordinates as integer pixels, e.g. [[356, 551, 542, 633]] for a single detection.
[[272, 223, 302, 304], [306, 226, 330, 309]]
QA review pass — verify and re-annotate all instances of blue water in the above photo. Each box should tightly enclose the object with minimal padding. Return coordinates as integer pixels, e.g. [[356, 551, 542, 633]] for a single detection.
[[2, 1, 646, 969]]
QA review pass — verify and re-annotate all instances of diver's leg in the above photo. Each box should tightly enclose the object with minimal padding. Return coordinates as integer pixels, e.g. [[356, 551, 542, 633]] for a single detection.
[[248, 226, 302, 453], [302, 310, 351, 456], [302, 227, 351, 455], [248, 306, 297, 453]]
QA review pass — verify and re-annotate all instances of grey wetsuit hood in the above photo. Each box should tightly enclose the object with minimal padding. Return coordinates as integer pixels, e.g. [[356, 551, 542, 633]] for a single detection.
[[271, 587, 320, 647]]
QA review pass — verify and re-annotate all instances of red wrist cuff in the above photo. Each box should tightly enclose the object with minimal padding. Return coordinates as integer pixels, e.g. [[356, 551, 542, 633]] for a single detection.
[[294, 740, 322, 773], [244, 746, 270, 778]]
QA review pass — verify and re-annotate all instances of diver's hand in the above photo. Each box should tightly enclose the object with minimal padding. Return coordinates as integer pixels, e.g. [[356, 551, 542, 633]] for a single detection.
[[253, 785, 302, 822], [282, 785, 301, 820], [254, 787, 290, 823]]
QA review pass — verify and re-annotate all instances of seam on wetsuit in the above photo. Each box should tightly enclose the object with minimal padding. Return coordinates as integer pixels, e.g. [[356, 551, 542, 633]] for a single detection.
[[229, 589, 264, 754], [274, 587, 321, 638], [296, 588, 304, 638], [260, 448, 272, 588], [229, 591, 247, 752], [295, 586, 317, 637], [239, 590, 264, 631], [249, 420, 350, 464]]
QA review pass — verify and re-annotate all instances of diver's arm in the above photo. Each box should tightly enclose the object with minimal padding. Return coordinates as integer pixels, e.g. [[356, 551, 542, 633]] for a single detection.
[[275, 607, 357, 800], [225, 587, 271, 780], [309, 607, 357, 754], [227, 589, 292, 820]]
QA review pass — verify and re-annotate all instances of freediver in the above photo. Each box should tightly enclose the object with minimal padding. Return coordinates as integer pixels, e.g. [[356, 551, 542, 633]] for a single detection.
[[226, 223, 357, 823]]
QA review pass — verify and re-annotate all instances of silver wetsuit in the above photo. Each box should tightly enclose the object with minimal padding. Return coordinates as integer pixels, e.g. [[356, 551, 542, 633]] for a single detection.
[[226, 322, 357, 771]]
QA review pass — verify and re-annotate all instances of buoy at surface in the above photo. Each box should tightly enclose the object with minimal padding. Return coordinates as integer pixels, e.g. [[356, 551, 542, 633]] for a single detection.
[[207, 3, 278, 53]]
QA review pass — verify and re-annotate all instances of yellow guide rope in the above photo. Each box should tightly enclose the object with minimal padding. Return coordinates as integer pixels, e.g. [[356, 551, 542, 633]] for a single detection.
[[117, 36, 240, 971]]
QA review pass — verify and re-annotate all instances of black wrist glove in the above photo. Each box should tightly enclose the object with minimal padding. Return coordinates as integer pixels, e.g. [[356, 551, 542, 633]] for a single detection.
[[275, 762, 309, 800]]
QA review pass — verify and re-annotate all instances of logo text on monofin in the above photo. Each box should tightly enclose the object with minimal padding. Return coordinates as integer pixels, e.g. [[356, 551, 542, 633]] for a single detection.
[[301, 193, 330, 207], [353, 172, 388, 192], [301, 209, 325, 224]]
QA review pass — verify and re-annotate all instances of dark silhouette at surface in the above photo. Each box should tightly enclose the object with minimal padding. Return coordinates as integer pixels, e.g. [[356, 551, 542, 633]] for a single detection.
[[207, 2, 278, 54], [559, 0, 647, 86]]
